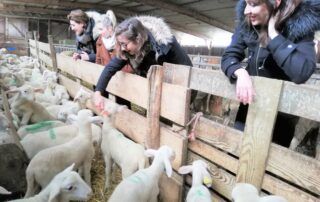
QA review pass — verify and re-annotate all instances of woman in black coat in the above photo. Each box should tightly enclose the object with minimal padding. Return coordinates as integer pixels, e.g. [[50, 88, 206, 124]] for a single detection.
[[221, 0, 320, 146], [93, 16, 192, 110]]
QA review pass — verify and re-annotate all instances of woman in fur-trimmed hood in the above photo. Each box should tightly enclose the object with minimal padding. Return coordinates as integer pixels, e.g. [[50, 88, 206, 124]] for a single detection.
[[93, 16, 192, 110], [221, 0, 320, 147]]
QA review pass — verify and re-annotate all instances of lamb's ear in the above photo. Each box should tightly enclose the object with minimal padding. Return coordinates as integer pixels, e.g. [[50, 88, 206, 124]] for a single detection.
[[164, 157, 173, 177], [144, 149, 157, 157], [64, 163, 75, 173], [178, 165, 193, 175]]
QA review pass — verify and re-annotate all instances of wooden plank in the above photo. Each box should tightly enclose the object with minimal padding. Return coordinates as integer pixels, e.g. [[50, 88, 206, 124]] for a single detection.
[[159, 171, 183, 202], [163, 62, 191, 86], [188, 141, 319, 202], [38, 41, 51, 54], [58, 74, 187, 170], [186, 67, 320, 122], [236, 78, 283, 189], [280, 82, 320, 122], [30, 48, 37, 58], [194, 116, 320, 196], [56, 54, 190, 126], [39, 51, 53, 67], [48, 35, 57, 71], [146, 65, 163, 149], [189, 68, 237, 100]]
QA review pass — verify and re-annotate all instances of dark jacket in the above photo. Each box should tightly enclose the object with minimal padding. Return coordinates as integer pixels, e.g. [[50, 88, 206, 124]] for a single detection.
[[76, 18, 96, 63], [95, 16, 192, 92], [222, 0, 320, 84]]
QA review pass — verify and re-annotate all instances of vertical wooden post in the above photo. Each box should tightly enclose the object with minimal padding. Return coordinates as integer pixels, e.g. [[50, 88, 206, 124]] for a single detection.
[[236, 77, 283, 190], [33, 31, 40, 62], [48, 35, 58, 71], [4, 17, 8, 41], [146, 65, 163, 149]]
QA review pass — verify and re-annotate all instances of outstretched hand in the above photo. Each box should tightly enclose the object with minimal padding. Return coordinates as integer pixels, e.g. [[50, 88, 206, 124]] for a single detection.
[[234, 68, 255, 105], [93, 91, 105, 112]]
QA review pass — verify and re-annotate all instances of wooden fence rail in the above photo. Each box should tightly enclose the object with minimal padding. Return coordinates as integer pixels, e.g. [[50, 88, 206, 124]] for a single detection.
[[29, 40, 320, 202]]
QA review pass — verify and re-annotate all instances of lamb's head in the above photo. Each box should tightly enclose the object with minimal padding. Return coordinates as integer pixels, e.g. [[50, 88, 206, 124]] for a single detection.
[[48, 163, 92, 201], [74, 87, 91, 105], [145, 145, 175, 177], [6, 85, 35, 102], [178, 160, 212, 187], [68, 109, 103, 125]]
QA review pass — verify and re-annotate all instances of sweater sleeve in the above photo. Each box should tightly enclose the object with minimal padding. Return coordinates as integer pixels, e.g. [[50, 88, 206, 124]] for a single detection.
[[221, 26, 247, 82], [95, 57, 128, 92], [267, 34, 316, 84]]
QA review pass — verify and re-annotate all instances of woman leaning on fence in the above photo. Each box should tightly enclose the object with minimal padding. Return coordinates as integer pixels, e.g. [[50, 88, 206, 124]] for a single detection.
[[67, 9, 96, 63], [93, 16, 193, 110], [221, 0, 320, 147]]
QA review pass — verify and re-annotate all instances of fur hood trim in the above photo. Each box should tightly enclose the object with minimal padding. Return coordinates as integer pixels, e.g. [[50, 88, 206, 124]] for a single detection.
[[236, 0, 320, 41], [136, 16, 173, 45]]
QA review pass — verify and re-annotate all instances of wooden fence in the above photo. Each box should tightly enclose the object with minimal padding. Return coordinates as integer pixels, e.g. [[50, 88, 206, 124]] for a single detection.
[[28, 39, 320, 202]]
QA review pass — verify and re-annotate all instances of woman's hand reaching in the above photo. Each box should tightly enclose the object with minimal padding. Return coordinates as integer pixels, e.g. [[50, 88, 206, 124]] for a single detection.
[[234, 68, 255, 105]]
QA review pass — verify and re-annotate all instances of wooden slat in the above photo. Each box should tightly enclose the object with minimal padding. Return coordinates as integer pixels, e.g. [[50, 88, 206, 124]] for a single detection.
[[30, 48, 37, 58], [194, 116, 320, 196], [237, 78, 283, 189], [48, 35, 57, 71], [280, 82, 320, 122], [188, 67, 320, 122], [146, 65, 163, 149], [159, 171, 183, 202], [188, 141, 319, 202], [58, 74, 188, 170], [56, 54, 190, 126], [39, 51, 53, 67], [163, 62, 191, 86], [38, 41, 51, 54]]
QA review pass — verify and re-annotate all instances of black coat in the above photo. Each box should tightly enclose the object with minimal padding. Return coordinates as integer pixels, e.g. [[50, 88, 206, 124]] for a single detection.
[[222, 0, 320, 84], [75, 18, 96, 63], [95, 33, 192, 92]]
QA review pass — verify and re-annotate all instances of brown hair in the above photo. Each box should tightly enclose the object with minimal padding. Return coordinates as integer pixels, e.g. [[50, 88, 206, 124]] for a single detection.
[[67, 9, 89, 24], [245, 0, 302, 46]]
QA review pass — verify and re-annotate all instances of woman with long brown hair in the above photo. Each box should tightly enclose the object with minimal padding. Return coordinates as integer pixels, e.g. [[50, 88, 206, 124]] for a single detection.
[[221, 0, 320, 146]]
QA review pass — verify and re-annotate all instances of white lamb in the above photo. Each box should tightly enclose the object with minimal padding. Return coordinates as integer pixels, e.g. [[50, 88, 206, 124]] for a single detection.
[[178, 160, 213, 202], [7, 85, 55, 126], [108, 145, 175, 202], [232, 183, 287, 202], [24, 109, 102, 197], [17, 120, 66, 139], [10, 163, 92, 202], [101, 103, 148, 189], [21, 123, 102, 159]]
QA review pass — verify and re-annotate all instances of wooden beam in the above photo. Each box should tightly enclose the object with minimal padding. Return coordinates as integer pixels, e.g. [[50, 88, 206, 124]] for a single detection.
[[146, 65, 163, 149], [236, 78, 283, 189], [1, 4, 69, 15], [192, 116, 320, 196], [126, 0, 233, 32]]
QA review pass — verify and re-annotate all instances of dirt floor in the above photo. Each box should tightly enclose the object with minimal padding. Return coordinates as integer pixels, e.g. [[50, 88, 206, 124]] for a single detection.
[[89, 152, 122, 202]]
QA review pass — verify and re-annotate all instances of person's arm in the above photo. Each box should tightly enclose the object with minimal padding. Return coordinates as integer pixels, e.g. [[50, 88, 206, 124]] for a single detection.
[[95, 57, 127, 92], [221, 26, 247, 82], [267, 34, 316, 84]]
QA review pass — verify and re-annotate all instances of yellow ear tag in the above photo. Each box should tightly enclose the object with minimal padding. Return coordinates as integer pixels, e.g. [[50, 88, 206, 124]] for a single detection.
[[203, 176, 212, 185]]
